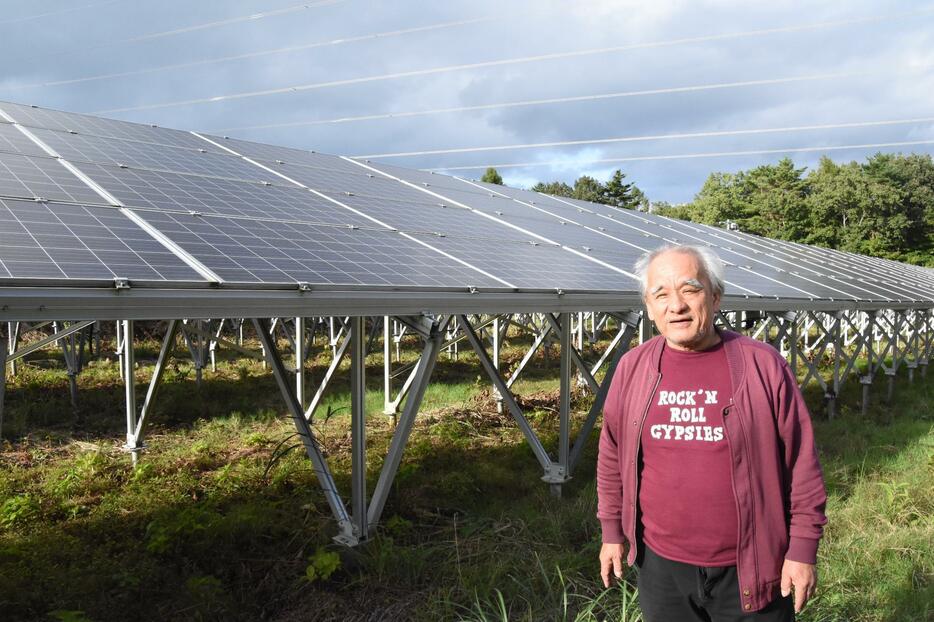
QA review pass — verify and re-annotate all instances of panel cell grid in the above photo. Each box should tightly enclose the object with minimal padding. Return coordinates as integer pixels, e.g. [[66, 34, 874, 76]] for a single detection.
[[321, 191, 538, 241], [407, 232, 638, 291], [654, 218, 893, 301], [136, 210, 505, 288], [0, 102, 216, 153], [652, 216, 904, 301], [76, 162, 376, 226], [0, 198, 202, 281], [273, 162, 434, 203], [0, 152, 106, 204], [478, 210, 643, 252], [30, 128, 283, 184], [203, 134, 366, 171], [0, 123, 50, 157]]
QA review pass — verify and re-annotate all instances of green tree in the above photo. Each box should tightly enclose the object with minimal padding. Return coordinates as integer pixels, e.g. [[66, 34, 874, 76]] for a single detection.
[[481, 167, 504, 185], [686, 171, 748, 225], [863, 153, 934, 264], [530, 181, 573, 197], [630, 186, 650, 211], [601, 169, 635, 208], [573, 175, 604, 203], [741, 158, 810, 240]]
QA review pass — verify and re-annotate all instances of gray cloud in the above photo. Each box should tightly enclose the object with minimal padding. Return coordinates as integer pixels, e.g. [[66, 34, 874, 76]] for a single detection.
[[1, 0, 932, 203]]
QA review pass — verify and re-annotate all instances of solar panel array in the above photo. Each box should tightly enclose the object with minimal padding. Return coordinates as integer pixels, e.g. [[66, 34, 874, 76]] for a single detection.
[[0, 100, 931, 307]]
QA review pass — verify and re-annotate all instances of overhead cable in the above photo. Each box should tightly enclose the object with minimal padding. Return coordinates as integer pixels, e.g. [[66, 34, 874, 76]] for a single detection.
[[357, 117, 934, 159], [212, 70, 876, 131], [9, 17, 491, 90], [0, 0, 121, 26], [17, 0, 346, 63], [92, 7, 934, 115], [423, 140, 934, 171]]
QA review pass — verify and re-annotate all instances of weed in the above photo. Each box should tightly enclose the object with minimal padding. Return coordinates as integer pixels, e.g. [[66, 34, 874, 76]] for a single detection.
[[304, 547, 341, 582], [0, 493, 39, 528]]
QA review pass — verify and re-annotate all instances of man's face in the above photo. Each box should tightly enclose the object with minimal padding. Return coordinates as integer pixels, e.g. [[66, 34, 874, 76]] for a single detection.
[[643, 250, 722, 351]]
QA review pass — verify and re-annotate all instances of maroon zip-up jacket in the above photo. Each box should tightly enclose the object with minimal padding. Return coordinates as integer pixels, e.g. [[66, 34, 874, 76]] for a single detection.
[[597, 330, 827, 612]]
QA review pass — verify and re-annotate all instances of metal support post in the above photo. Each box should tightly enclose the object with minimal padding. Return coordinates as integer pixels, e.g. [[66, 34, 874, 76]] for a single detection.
[[788, 312, 799, 378], [116, 320, 125, 378], [7, 322, 20, 376], [457, 315, 553, 472], [827, 312, 842, 419], [492, 315, 503, 414], [304, 328, 352, 421], [349, 317, 368, 542], [550, 313, 572, 497], [295, 317, 306, 410], [543, 314, 599, 394], [860, 311, 877, 416], [506, 323, 551, 389], [886, 311, 902, 403], [906, 310, 920, 384], [0, 336, 7, 438], [126, 320, 180, 461], [569, 313, 640, 474], [122, 320, 137, 465], [367, 317, 446, 527], [383, 316, 393, 415], [59, 322, 90, 408], [640, 309, 653, 344], [253, 318, 355, 545]]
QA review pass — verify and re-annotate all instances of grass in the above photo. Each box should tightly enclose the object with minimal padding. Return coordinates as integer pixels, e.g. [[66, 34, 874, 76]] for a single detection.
[[0, 325, 930, 621]]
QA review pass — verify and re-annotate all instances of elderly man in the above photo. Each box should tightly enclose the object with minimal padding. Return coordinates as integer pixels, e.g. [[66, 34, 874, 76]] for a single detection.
[[596, 245, 827, 621]]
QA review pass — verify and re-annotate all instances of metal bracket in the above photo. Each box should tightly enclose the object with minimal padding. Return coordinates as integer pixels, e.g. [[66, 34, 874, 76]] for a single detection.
[[114, 277, 130, 290], [540, 464, 570, 484]]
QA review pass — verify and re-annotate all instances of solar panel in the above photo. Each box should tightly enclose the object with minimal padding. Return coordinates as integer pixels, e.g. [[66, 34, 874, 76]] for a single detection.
[[73, 162, 377, 227], [134, 210, 507, 288], [0, 122, 51, 158], [0, 100, 929, 306], [198, 134, 360, 169], [270, 161, 437, 204], [0, 152, 107, 204], [0, 198, 203, 282], [320, 190, 553, 241], [654, 217, 900, 302], [0, 102, 215, 153], [405, 232, 637, 291], [29, 127, 284, 184]]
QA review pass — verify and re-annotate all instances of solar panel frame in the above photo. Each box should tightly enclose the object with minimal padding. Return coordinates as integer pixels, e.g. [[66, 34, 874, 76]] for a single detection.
[[0, 101, 217, 153], [404, 231, 638, 291], [0, 197, 204, 283], [73, 162, 379, 227], [0, 152, 109, 204], [134, 210, 508, 289], [29, 127, 286, 185]]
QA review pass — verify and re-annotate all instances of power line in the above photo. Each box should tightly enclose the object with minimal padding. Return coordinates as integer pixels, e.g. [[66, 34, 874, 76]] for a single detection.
[[356, 117, 934, 159], [212, 70, 873, 132], [422, 140, 934, 171], [0, 0, 121, 26], [8, 17, 492, 91], [17, 0, 346, 64], [92, 7, 934, 115]]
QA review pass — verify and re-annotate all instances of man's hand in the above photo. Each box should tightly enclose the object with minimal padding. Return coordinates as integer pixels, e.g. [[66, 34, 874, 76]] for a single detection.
[[599, 542, 627, 588], [781, 559, 817, 613]]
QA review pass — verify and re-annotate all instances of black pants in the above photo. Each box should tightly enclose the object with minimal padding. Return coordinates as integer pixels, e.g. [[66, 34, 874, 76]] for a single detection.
[[635, 544, 794, 622]]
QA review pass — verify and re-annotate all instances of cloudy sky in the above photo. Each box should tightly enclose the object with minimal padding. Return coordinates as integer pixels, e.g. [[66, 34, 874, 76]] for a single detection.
[[1, 0, 932, 203]]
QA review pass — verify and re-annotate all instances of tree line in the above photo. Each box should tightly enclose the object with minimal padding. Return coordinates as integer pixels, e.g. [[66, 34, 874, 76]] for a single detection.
[[481, 153, 934, 267]]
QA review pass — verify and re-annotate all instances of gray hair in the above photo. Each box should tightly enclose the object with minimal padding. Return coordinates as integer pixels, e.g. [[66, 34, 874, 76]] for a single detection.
[[633, 245, 726, 297]]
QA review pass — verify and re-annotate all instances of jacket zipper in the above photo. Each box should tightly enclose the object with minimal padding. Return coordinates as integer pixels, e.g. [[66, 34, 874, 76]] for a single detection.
[[631, 371, 662, 561], [723, 400, 759, 609]]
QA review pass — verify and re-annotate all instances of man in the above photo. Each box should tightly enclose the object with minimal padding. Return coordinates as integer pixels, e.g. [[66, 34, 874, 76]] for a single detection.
[[596, 245, 827, 621]]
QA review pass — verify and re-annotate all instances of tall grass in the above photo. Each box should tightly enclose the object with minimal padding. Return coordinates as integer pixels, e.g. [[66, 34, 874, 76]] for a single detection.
[[0, 333, 929, 621]]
